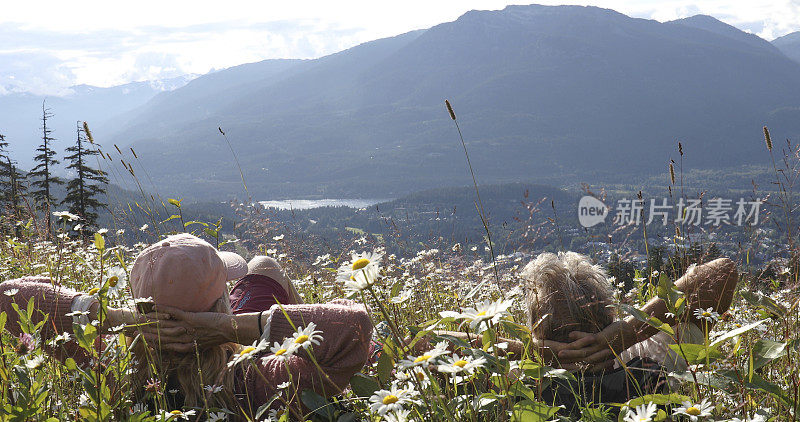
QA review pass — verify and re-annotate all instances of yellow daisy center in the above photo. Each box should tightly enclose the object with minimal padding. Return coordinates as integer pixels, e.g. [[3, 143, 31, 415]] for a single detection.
[[686, 406, 701, 416], [477, 311, 486, 316], [702, 312, 711, 317], [352, 258, 370, 270], [295, 335, 309, 344], [275, 348, 287, 356], [241, 346, 256, 355], [454, 360, 468, 368], [88, 287, 100, 295], [382, 394, 399, 405], [108, 276, 118, 287], [414, 355, 432, 363], [170, 410, 183, 415]]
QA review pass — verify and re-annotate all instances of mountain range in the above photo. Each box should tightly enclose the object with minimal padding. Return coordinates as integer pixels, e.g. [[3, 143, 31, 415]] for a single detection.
[[774, 31, 800, 64], [5, 4, 800, 201], [0, 75, 195, 168]]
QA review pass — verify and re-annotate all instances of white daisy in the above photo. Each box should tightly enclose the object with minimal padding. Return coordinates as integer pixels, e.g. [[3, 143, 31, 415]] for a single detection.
[[204, 384, 223, 394], [440, 298, 513, 331], [25, 355, 46, 369], [313, 254, 332, 266], [291, 322, 324, 350], [343, 276, 372, 296], [391, 290, 413, 304], [437, 353, 487, 376], [53, 211, 80, 221], [227, 339, 268, 368], [52, 332, 72, 346], [673, 399, 713, 421], [728, 414, 766, 422], [266, 407, 287, 421], [162, 409, 197, 420], [384, 408, 414, 422], [109, 324, 126, 333], [624, 402, 657, 422], [399, 341, 450, 368], [207, 411, 227, 422], [3, 288, 19, 297], [369, 386, 418, 416], [694, 307, 720, 323], [105, 266, 128, 297], [337, 252, 382, 293], [395, 366, 430, 389], [78, 393, 91, 406], [266, 337, 297, 362]]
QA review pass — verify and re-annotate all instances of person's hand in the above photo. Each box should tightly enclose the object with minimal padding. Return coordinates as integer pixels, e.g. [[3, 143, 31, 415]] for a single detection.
[[133, 305, 234, 353], [555, 320, 636, 372], [531, 336, 594, 366]]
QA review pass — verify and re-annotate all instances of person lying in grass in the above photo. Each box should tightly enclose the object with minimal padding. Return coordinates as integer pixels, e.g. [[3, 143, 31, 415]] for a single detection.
[[0, 233, 372, 420], [413, 252, 736, 402], [525, 252, 737, 373], [512, 251, 737, 412], [415, 252, 735, 366]]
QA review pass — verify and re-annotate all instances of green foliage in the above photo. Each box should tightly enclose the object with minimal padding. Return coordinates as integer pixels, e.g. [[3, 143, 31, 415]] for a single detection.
[[0, 133, 29, 225], [0, 172, 799, 421], [61, 122, 108, 234], [28, 101, 64, 234]]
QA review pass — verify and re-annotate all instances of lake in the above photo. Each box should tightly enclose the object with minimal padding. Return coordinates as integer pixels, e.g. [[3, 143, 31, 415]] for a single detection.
[[259, 199, 392, 210]]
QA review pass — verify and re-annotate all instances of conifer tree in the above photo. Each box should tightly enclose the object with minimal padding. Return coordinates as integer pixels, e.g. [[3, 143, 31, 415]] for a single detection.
[[0, 133, 28, 223], [62, 121, 108, 233], [29, 100, 64, 236]]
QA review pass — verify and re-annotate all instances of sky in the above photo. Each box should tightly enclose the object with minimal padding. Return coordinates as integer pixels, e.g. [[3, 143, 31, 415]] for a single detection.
[[2, 0, 799, 96]]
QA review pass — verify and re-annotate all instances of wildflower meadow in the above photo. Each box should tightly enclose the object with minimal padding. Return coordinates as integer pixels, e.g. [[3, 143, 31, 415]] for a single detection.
[[0, 124, 799, 422]]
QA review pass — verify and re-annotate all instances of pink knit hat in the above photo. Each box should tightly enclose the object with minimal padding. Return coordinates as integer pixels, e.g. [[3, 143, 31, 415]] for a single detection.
[[130, 233, 247, 312]]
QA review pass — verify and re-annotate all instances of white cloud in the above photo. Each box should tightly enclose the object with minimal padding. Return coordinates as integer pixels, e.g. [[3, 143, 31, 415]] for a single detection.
[[0, 50, 77, 96], [1, 1, 798, 95]]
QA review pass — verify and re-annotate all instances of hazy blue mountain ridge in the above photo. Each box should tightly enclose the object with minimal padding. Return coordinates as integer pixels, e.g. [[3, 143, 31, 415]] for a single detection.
[[51, 6, 800, 199], [109, 59, 306, 143], [773, 31, 800, 64], [669, 15, 783, 55], [0, 75, 195, 168]]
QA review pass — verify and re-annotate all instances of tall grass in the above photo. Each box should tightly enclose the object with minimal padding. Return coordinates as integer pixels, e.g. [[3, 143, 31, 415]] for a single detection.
[[0, 123, 797, 421]]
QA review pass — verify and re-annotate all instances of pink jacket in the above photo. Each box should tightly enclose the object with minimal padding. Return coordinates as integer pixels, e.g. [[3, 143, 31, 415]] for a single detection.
[[0, 277, 372, 418]]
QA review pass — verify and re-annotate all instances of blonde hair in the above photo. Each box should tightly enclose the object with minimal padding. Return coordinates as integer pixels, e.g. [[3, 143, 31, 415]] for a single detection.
[[130, 294, 242, 412], [521, 252, 615, 343]]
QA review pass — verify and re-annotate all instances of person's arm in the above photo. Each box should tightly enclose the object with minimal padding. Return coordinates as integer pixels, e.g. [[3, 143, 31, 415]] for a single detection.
[[134, 305, 266, 350], [630, 256, 736, 342], [245, 299, 372, 410], [1, 277, 156, 338], [0, 277, 82, 338], [557, 257, 738, 365]]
